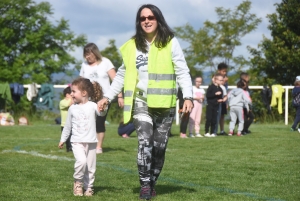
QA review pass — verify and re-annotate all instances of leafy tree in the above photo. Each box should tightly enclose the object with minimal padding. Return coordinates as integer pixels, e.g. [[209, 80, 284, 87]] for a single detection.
[[174, 0, 261, 77], [248, 0, 300, 85], [100, 39, 123, 70], [0, 0, 87, 84]]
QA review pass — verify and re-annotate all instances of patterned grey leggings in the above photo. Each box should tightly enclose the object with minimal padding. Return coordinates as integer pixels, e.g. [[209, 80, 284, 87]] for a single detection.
[[133, 99, 175, 187]]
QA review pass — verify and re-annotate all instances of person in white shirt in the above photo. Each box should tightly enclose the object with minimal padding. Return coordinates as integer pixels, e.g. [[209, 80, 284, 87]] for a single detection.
[[58, 77, 106, 197], [80, 43, 124, 154]]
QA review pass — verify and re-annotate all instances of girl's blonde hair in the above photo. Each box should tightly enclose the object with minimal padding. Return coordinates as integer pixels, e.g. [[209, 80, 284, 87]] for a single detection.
[[71, 78, 103, 102], [83, 43, 102, 62]]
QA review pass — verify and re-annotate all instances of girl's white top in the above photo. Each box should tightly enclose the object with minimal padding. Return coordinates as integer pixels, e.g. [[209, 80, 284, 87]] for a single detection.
[[60, 101, 106, 143], [104, 37, 192, 100], [79, 57, 115, 95], [192, 86, 206, 102]]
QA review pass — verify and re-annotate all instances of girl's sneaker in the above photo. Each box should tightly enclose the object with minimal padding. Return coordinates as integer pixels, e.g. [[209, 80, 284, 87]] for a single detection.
[[204, 133, 211, 137], [180, 133, 187, 138], [84, 188, 94, 196], [73, 181, 83, 196], [237, 132, 243, 136], [189, 133, 195, 138], [228, 131, 233, 136], [195, 133, 203, 137]]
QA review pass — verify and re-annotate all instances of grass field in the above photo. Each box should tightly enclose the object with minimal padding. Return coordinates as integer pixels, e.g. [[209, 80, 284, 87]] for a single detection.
[[0, 121, 299, 201]]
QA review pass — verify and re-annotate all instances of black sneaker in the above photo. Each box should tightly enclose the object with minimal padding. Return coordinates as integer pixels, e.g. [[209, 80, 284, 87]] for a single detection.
[[151, 188, 156, 198], [139, 185, 151, 200]]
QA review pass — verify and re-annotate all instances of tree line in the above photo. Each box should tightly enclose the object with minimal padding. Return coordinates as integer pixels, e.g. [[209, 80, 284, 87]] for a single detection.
[[0, 0, 299, 122]]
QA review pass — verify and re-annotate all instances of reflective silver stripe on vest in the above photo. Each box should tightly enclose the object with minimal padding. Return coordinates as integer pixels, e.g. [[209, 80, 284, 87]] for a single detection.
[[123, 105, 131, 111], [124, 90, 133, 97], [147, 88, 176, 95], [149, 73, 175, 81]]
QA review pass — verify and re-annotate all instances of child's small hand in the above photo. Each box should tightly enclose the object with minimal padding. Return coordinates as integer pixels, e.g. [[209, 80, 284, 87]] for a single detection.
[[215, 91, 221, 95], [217, 99, 223, 102], [58, 142, 64, 149]]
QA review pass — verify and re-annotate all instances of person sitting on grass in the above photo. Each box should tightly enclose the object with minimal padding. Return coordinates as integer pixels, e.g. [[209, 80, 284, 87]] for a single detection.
[[118, 117, 135, 138]]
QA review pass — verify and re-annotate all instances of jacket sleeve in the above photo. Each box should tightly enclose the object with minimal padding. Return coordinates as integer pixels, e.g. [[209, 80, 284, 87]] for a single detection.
[[206, 86, 215, 99], [104, 63, 126, 100], [171, 37, 192, 98]]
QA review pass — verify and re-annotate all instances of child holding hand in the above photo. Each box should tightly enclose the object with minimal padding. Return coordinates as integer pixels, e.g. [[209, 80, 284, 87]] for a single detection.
[[58, 77, 106, 196]]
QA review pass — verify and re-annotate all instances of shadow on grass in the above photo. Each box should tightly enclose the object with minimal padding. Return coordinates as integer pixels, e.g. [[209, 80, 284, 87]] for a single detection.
[[133, 184, 196, 195], [93, 186, 123, 194], [102, 147, 128, 153]]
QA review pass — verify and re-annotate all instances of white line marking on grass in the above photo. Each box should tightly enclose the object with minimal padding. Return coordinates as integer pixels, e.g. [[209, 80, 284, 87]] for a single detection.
[[2, 150, 74, 161], [2, 149, 286, 201]]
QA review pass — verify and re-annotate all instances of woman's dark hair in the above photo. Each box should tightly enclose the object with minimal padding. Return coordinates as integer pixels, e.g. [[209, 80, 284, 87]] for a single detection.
[[133, 4, 174, 53], [83, 43, 102, 62]]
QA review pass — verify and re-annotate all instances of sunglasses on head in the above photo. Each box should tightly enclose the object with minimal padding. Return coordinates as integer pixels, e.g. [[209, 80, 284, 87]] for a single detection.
[[140, 15, 156, 22]]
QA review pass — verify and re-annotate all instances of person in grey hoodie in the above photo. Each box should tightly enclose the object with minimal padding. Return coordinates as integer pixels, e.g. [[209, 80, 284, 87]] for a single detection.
[[228, 80, 252, 136]]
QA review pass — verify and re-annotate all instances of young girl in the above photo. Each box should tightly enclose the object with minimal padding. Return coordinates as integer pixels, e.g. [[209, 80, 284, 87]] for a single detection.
[[189, 76, 205, 137], [58, 77, 106, 196], [291, 76, 300, 132], [228, 80, 252, 136]]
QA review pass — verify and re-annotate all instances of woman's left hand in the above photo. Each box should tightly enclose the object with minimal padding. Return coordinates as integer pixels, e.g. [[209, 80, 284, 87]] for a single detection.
[[118, 97, 124, 108], [182, 100, 193, 113]]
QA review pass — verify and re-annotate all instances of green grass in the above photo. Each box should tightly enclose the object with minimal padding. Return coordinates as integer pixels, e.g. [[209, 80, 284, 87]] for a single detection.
[[0, 122, 299, 201]]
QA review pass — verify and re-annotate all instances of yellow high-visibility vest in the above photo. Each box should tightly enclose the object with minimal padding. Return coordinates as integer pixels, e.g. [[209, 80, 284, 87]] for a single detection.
[[120, 39, 176, 123]]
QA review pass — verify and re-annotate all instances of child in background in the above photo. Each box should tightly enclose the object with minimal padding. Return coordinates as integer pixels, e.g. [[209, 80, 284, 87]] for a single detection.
[[291, 76, 300, 132], [215, 75, 228, 135], [59, 86, 73, 152], [205, 73, 223, 137], [189, 76, 205, 137], [216, 63, 228, 135], [228, 80, 252, 136], [240, 72, 254, 134], [58, 77, 106, 197]]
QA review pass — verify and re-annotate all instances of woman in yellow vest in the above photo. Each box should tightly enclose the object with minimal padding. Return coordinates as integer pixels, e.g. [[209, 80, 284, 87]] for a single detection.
[[98, 4, 193, 200]]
